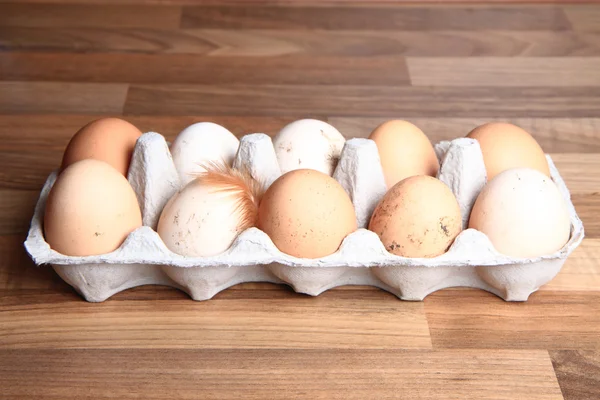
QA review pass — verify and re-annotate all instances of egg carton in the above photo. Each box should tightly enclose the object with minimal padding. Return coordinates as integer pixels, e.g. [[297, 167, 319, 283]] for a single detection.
[[25, 132, 584, 302]]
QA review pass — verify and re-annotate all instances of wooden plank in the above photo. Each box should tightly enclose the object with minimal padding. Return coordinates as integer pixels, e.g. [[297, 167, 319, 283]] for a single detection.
[[181, 5, 572, 30], [543, 239, 600, 291], [407, 57, 600, 87], [0, 235, 68, 290], [551, 154, 600, 194], [550, 350, 600, 400], [0, 4, 182, 28], [571, 194, 600, 239], [0, 190, 41, 235], [0, 52, 410, 86], [0, 349, 563, 400], [3, 28, 600, 57], [0, 289, 432, 349], [124, 84, 600, 117], [425, 290, 600, 349], [329, 117, 600, 153], [564, 5, 600, 31], [0, 82, 128, 114]]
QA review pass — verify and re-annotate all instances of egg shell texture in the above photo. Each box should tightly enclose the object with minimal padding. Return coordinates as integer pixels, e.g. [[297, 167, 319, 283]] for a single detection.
[[369, 175, 462, 258], [469, 168, 571, 258], [170, 122, 240, 187], [43, 159, 142, 256], [273, 119, 346, 176], [25, 130, 584, 302], [369, 120, 439, 188], [61, 117, 142, 176], [257, 169, 358, 259], [467, 122, 550, 180]]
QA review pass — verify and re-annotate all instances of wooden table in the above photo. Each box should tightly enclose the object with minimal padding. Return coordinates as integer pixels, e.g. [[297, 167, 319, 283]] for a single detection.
[[1, 1, 599, 399]]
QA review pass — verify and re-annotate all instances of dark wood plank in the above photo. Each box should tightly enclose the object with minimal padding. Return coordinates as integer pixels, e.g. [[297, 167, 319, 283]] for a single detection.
[[330, 117, 600, 153], [550, 350, 600, 400], [0, 82, 128, 114], [0, 289, 432, 349], [425, 290, 600, 349], [0, 349, 563, 400], [3, 28, 600, 57], [181, 5, 572, 30], [0, 4, 182, 28], [124, 84, 600, 117], [0, 190, 39, 235], [0, 52, 410, 85], [407, 57, 600, 87], [0, 235, 67, 290], [564, 5, 600, 32]]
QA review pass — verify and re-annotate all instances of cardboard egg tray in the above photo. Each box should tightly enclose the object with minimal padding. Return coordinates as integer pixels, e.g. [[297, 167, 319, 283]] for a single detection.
[[25, 132, 584, 302]]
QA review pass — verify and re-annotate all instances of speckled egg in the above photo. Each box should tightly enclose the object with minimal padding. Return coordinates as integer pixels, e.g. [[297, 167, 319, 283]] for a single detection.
[[257, 169, 357, 258], [369, 175, 462, 258]]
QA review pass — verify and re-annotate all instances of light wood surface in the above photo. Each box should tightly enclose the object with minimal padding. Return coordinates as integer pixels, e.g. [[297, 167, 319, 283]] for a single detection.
[[0, 2, 599, 399]]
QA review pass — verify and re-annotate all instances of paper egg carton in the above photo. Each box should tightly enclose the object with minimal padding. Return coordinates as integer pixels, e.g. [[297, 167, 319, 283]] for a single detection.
[[25, 132, 584, 302]]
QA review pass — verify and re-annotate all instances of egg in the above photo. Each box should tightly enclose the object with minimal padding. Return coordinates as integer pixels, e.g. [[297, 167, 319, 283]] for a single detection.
[[170, 122, 240, 187], [258, 169, 357, 258], [468, 168, 570, 258], [61, 117, 142, 176], [273, 119, 346, 176], [369, 175, 462, 258], [44, 159, 142, 256], [157, 164, 260, 257], [466, 122, 550, 180], [368, 120, 439, 188]]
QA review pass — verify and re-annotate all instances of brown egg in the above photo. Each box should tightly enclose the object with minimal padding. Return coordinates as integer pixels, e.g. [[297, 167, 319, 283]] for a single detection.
[[258, 169, 357, 258], [44, 159, 142, 256], [61, 118, 142, 176], [368, 120, 439, 188], [369, 175, 462, 258], [466, 122, 550, 180]]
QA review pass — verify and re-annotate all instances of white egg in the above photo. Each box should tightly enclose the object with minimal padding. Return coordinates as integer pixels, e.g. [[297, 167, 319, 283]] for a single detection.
[[468, 168, 571, 258], [170, 122, 240, 186], [273, 119, 345, 176], [157, 179, 245, 257]]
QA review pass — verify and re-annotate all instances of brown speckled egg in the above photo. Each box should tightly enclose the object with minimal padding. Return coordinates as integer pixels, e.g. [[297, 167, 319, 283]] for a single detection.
[[61, 118, 142, 176], [369, 175, 462, 258], [44, 159, 142, 256], [258, 169, 357, 259], [369, 120, 439, 188], [467, 122, 550, 180]]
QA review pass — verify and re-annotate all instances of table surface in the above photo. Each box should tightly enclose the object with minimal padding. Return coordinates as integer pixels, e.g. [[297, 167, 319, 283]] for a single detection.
[[1, 1, 600, 399]]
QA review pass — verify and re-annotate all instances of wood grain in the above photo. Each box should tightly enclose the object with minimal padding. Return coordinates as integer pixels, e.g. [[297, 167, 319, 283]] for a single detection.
[[0, 4, 182, 28], [0, 235, 67, 290], [3, 28, 600, 57], [0, 190, 41, 235], [0, 52, 410, 85], [550, 350, 600, 400], [329, 117, 600, 152], [0, 289, 432, 349], [181, 5, 572, 30], [425, 290, 600, 349], [543, 239, 600, 291], [564, 6, 600, 31], [550, 153, 600, 194], [407, 57, 600, 86], [0, 82, 128, 114], [0, 349, 562, 400], [124, 84, 600, 117]]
